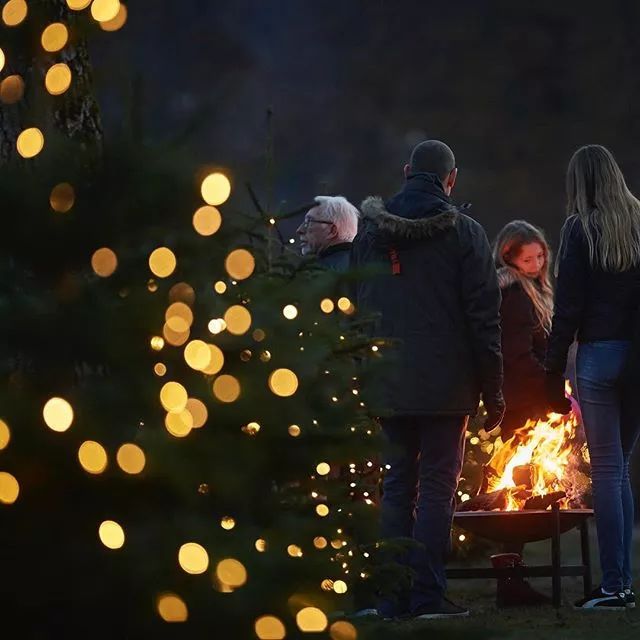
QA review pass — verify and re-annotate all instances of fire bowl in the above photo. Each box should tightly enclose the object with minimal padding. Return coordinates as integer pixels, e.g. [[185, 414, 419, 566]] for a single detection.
[[454, 509, 594, 544]]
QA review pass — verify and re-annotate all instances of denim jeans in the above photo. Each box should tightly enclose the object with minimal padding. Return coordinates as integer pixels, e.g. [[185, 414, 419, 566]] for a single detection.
[[576, 340, 640, 592], [379, 414, 467, 615]]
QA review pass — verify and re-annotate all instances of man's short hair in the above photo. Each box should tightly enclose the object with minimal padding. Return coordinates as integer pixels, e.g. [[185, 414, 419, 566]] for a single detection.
[[312, 196, 359, 243], [409, 140, 456, 181]]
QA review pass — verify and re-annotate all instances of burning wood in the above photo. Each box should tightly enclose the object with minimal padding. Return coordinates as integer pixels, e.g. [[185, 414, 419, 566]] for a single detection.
[[459, 411, 590, 512]]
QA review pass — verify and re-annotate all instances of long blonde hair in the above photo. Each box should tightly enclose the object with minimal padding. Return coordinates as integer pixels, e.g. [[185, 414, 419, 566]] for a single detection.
[[493, 220, 554, 332], [566, 144, 640, 271]]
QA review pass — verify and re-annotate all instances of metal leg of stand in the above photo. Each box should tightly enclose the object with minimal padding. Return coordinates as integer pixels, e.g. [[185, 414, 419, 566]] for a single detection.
[[580, 519, 592, 596], [551, 503, 561, 608]]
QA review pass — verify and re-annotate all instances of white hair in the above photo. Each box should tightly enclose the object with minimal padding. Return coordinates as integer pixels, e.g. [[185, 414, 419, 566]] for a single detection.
[[312, 195, 359, 243]]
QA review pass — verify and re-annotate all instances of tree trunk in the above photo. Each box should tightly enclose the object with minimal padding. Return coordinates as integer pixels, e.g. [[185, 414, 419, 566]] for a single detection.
[[0, 0, 103, 165]]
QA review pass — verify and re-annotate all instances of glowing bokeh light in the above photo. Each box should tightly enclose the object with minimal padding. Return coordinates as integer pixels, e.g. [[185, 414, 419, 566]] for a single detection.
[[149, 247, 177, 278], [184, 340, 211, 371], [283, 305, 298, 320], [213, 280, 227, 294], [330, 621, 357, 640], [223, 305, 252, 335], [162, 323, 189, 347], [166, 302, 193, 333], [255, 538, 267, 552], [185, 398, 208, 428], [287, 544, 302, 557], [0, 48, 4, 72], [201, 172, 231, 205], [212, 375, 241, 403], [50, 183, 75, 212], [178, 542, 209, 574], [45, 63, 72, 96], [2, 0, 28, 27], [78, 441, 108, 474], [224, 249, 255, 280], [316, 504, 329, 517], [99, 2, 127, 30], [255, 616, 286, 640], [296, 608, 328, 633], [41, 23, 69, 52], [150, 336, 165, 351], [154, 362, 167, 376], [67, 0, 92, 9], [0, 420, 10, 450], [116, 443, 146, 474], [201, 344, 224, 375], [333, 580, 348, 594], [156, 593, 188, 623], [268, 369, 299, 397], [90, 0, 121, 22], [43, 397, 73, 432], [91, 247, 118, 277], [160, 381, 188, 413], [313, 536, 328, 549], [192, 205, 222, 236], [17, 128, 44, 159], [288, 424, 301, 437], [164, 410, 193, 438], [168, 282, 195, 306], [320, 298, 335, 313], [316, 462, 331, 476], [0, 75, 24, 104], [216, 558, 247, 588], [98, 520, 125, 549], [221, 516, 235, 530], [0, 472, 19, 504]]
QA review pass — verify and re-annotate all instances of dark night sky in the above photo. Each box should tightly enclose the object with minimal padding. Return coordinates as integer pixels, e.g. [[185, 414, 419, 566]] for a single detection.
[[92, 0, 640, 249]]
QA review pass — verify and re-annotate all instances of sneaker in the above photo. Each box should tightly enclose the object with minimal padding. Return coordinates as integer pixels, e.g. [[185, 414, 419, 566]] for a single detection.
[[574, 587, 627, 611], [411, 598, 470, 620], [624, 588, 635, 609]]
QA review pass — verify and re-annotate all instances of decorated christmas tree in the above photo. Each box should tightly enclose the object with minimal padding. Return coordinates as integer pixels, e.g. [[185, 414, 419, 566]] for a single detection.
[[1, 2, 384, 637]]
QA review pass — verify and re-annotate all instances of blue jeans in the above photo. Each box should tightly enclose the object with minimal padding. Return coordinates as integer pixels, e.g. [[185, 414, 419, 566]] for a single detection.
[[576, 341, 640, 592], [379, 415, 467, 615]]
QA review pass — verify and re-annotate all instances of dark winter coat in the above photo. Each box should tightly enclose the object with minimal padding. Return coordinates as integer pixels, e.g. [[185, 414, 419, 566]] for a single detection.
[[545, 215, 640, 374], [498, 268, 548, 419], [351, 173, 503, 416], [317, 242, 352, 272]]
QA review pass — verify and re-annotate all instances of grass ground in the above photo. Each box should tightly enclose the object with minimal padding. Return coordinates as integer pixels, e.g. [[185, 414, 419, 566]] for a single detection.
[[355, 526, 640, 640]]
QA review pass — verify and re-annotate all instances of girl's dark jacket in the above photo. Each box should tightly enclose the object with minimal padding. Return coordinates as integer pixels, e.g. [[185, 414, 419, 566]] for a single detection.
[[498, 267, 547, 415], [351, 173, 503, 417], [545, 215, 640, 377]]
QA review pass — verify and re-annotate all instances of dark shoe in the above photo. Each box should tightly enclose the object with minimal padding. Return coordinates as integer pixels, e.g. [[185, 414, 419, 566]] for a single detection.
[[624, 587, 635, 609], [499, 578, 552, 607], [411, 598, 470, 620], [574, 587, 627, 611]]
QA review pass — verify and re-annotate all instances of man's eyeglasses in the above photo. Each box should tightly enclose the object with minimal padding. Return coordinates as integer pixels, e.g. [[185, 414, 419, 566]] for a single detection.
[[299, 218, 334, 230]]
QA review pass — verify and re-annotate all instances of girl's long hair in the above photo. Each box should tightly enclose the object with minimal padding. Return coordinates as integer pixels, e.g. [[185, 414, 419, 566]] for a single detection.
[[566, 144, 640, 271], [494, 220, 554, 332]]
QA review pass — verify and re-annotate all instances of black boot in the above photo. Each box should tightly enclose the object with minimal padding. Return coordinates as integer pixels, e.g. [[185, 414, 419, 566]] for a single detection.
[[491, 553, 551, 607]]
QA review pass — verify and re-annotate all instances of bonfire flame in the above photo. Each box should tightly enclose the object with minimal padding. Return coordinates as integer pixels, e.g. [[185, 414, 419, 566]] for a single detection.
[[484, 409, 590, 511]]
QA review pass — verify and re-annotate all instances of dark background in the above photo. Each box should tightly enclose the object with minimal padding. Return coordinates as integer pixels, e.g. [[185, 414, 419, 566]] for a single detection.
[[93, 0, 640, 249]]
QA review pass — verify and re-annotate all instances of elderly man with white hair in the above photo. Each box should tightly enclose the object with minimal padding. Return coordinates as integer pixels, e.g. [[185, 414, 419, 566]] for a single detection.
[[296, 196, 359, 271]]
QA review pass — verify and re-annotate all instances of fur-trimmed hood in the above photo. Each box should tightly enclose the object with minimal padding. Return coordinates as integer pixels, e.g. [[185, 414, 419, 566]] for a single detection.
[[496, 265, 522, 290], [360, 195, 459, 240]]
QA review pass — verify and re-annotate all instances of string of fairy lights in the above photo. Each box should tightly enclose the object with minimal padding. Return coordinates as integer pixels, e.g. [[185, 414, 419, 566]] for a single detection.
[[1, 3, 367, 637]]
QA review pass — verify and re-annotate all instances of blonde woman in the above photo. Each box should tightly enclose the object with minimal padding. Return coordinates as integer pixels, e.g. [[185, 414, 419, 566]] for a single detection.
[[545, 145, 640, 611], [493, 221, 554, 441]]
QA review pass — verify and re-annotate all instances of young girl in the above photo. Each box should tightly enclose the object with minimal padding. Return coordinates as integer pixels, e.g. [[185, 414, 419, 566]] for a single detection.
[[546, 145, 640, 611], [493, 221, 554, 441]]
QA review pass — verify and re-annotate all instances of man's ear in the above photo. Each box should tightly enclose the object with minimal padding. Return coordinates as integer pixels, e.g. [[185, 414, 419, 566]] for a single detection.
[[403, 163, 411, 178], [444, 167, 458, 195]]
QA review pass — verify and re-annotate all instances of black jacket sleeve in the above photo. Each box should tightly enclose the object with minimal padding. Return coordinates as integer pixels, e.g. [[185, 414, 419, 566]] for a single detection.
[[458, 218, 504, 404], [545, 216, 589, 374]]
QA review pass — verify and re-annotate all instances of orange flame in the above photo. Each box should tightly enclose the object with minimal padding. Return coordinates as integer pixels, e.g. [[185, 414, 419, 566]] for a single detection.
[[484, 410, 590, 511]]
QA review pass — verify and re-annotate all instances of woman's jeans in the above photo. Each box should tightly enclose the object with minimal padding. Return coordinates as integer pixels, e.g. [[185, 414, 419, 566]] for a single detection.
[[576, 340, 640, 592]]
